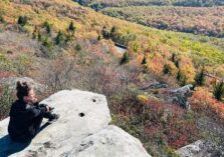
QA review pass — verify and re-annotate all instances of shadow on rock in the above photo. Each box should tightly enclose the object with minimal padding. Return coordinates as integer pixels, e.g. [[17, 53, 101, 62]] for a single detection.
[[0, 122, 50, 157]]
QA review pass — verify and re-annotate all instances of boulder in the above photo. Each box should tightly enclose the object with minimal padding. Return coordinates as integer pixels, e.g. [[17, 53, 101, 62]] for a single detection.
[[176, 139, 224, 157], [169, 84, 193, 109], [170, 84, 193, 95], [0, 89, 151, 157]]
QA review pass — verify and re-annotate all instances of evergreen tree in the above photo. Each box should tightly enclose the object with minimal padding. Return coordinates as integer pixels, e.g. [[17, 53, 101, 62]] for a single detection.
[[68, 21, 76, 33], [75, 44, 82, 51], [55, 31, 64, 45], [102, 26, 110, 39], [0, 15, 5, 23], [43, 21, 52, 34], [18, 16, 28, 26], [163, 64, 171, 75], [194, 68, 205, 86], [213, 81, 224, 101], [141, 56, 147, 65], [120, 52, 129, 65], [97, 35, 101, 41], [176, 70, 186, 86]]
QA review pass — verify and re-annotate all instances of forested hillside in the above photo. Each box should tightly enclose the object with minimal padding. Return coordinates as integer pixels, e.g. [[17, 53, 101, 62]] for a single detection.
[[76, 0, 224, 7], [76, 0, 224, 37], [102, 6, 224, 37]]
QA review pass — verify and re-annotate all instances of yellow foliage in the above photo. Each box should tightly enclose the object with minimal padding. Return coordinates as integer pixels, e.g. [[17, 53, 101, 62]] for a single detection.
[[137, 94, 148, 103], [179, 55, 196, 84]]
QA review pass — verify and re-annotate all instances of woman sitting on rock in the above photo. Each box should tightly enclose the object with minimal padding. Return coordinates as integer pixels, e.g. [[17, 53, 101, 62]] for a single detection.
[[8, 81, 59, 143]]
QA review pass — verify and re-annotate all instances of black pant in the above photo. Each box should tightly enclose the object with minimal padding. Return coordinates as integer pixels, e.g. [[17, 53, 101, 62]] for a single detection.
[[12, 112, 52, 143]]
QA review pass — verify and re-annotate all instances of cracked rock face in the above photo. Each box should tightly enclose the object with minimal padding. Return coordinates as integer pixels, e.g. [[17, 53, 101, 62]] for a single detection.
[[0, 89, 151, 157]]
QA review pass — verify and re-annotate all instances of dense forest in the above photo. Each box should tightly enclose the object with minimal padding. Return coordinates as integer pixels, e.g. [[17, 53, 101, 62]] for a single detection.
[[75, 0, 224, 8], [102, 6, 224, 37]]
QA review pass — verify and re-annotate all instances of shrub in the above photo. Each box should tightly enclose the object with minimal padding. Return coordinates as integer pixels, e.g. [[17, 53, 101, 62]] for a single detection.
[[176, 70, 186, 86], [75, 44, 82, 51], [68, 21, 76, 33], [17, 16, 28, 26], [102, 26, 110, 39], [163, 64, 171, 75], [90, 2, 104, 11], [97, 35, 102, 41], [170, 53, 177, 63], [55, 31, 65, 45], [213, 81, 224, 101], [0, 15, 5, 23], [32, 26, 38, 39], [0, 85, 14, 120], [194, 68, 205, 86], [141, 56, 147, 65], [110, 26, 117, 40], [42, 37, 53, 49], [43, 21, 52, 34], [38, 31, 42, 41], [120, 52, 129, 65], [13, 54, 31, 75], [190, 87, 224, 122], [0, 54, 13, 71]]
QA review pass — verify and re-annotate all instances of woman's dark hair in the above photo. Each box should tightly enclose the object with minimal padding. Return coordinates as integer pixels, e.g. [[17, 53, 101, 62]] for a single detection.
[[16, 81, 32, 100]]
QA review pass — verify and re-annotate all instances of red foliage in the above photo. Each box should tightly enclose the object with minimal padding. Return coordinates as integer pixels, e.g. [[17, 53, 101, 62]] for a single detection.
[[142, 98, 200, 148], [190, 87, 224, 121]]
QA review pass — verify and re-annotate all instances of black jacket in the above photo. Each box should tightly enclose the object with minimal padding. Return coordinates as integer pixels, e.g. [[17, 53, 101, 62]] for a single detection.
[[8, 99, 47, 140]]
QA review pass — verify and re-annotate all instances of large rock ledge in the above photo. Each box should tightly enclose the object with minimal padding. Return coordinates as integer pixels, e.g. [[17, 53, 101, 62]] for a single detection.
[[0, 89, 151, 157]]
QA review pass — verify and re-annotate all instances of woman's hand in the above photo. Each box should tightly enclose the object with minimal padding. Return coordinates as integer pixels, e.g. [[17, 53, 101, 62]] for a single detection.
[[45, 106, 50, 112]]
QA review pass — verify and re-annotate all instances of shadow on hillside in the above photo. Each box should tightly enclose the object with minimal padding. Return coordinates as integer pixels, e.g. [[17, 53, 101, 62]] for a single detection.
[[0, 122, 50, 157]]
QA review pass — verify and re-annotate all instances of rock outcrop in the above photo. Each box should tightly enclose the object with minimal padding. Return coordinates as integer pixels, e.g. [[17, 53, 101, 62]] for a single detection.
[[176, 140, 207, 157], [0, 89, 151, 157], [176, 140, 224, 157], [169, 84, 193, 109]]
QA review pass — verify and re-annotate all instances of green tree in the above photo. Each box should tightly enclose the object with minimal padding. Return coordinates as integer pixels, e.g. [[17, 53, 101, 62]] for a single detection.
[[55, 31, 64, 45], [42, 37, 53, 49], [171, 53, 176, 63], [68, 21, 76, 33], [163, 64, 171, 75], [213, 81, 224, 101], [102, 26, 110, 39], [0, 15, 5, 23], [97, 35, 102, 41], [75, 44, 82, 51], [43, 21, 52, 34], [32, 26, 38, 39], [18, 16, 28, 26], [141, 56, 147, 65], [120, 52, 129, 65], [194, 68, 205, 86], [176, 70, 186, 86]]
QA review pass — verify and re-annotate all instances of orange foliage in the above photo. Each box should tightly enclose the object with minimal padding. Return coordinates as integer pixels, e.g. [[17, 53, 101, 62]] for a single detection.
[[190, 87, 224, 121], [179, 55, 196, 84], [147, 53, 165, 75]]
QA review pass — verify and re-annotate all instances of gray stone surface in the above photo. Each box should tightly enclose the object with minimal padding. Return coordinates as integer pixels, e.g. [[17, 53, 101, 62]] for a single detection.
[[0, 89, 151, 157], [176, 139, 224, 157], [176, 140, 206, 157]]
